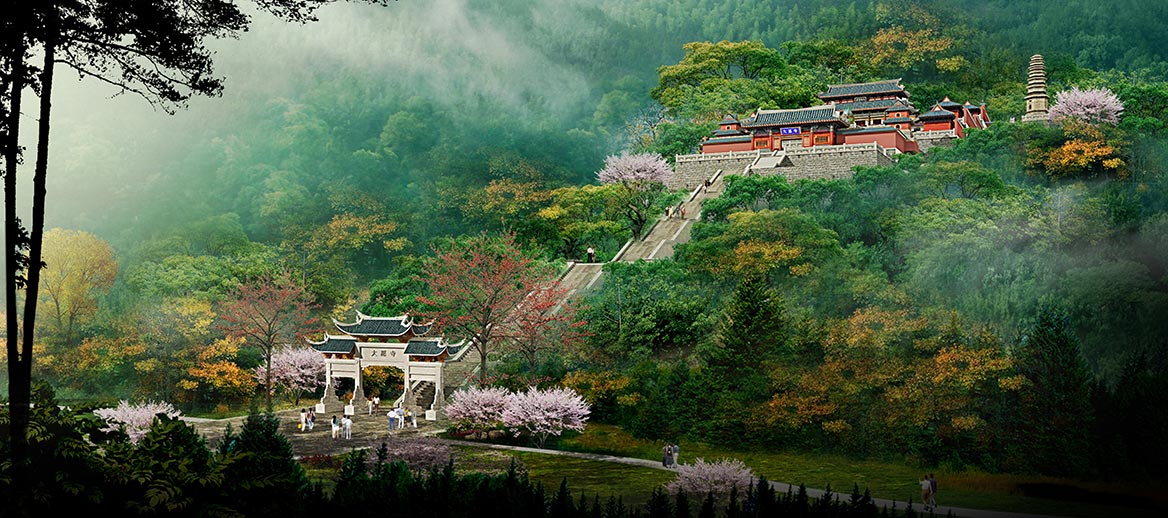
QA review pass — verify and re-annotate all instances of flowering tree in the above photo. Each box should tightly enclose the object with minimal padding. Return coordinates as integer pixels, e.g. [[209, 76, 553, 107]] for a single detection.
[[665, 458, 755, 504], [93, 400, 182, 445], [499, 284, 589, 383], [1049, 87, 1124, 124], [255, 344, 326, 405], [218, 273, 318, 411], [501, 386, 590, 448], [443, 386, 512, 432], [597, 152, 673, 239], [417, 232, 558, 386]]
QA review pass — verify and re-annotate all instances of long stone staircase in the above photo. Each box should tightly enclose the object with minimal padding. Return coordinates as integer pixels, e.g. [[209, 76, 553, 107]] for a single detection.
[[555, 168, 728, 298]]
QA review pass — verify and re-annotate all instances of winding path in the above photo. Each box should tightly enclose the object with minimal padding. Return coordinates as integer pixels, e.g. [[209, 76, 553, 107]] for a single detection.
[[185, 409, 1066, 518]]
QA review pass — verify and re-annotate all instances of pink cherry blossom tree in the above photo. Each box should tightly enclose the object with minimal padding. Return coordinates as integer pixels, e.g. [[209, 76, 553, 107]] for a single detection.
[[665, 458, 755, 504], [1048, 87, 1124, 124], [501, 386, 590, 448], [597, 152, 673, 239], [255, 345, 326, 405], [443, 386, 512, 432], [93, 400, 182, 445]]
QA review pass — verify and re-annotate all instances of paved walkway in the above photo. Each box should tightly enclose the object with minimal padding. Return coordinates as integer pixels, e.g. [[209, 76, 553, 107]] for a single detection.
[[187, 410, 1070, 518], [441, 441, 1068, 518]]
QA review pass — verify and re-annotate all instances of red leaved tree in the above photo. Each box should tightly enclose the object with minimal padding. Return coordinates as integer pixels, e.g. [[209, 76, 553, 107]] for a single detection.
[[416, 232, 557, 387], [500, 284, 589, 383], [218, 273, 318, 411]]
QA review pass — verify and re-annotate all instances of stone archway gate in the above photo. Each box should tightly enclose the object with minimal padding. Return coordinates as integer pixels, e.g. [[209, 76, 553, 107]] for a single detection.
[[309, 312, 468, 420]]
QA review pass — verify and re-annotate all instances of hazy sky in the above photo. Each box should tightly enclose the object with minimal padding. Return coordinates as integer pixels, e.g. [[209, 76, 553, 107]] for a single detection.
[[29, 0, 609, 235]]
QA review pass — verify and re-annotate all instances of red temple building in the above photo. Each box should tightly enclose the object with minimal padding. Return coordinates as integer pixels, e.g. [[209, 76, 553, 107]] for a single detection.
[[700, 79, 988, 155]]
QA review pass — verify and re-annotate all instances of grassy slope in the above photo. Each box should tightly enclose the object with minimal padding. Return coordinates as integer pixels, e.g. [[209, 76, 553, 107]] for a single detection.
[[543, 424, 1168, 517]]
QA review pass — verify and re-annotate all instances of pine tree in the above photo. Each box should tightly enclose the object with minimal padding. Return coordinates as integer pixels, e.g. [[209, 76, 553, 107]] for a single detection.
[[704, 274, 789, 400], [1012, 303, 1094, 476]]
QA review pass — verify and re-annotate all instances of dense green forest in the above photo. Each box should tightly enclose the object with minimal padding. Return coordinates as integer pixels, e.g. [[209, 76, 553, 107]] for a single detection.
[[8, 0, 1168, 485]]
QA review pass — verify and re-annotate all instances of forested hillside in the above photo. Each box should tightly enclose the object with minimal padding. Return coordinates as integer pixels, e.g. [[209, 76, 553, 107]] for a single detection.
[[8, 0, 1168, 484]]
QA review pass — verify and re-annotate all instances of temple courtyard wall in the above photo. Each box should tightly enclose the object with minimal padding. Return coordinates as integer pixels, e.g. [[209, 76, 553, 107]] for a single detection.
[[673, 143, 896, 188]]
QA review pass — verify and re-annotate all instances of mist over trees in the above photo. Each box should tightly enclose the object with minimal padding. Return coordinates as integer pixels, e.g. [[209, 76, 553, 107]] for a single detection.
[[5, 0, 1168, 494]]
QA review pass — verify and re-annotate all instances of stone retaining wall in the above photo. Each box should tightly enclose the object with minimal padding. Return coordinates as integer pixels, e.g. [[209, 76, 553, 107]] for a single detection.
[[672, 151, 758, 190], [915, 130, 957, 153], [674, 144, 894, 186]]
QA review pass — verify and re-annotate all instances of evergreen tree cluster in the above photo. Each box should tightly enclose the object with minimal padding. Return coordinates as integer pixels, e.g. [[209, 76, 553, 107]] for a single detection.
[[0, 384, 895, 517]]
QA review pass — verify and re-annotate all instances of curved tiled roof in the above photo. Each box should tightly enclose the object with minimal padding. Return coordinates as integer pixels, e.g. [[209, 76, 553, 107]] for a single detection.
[[705, 135, 753, 144], [713, 128, 747, 136], [742, 106, 843, 128], [818, 79, 906, 99], [404, 338, 446, 356], [882, 117, 914, 123], [334, 312, 429, 337], [720, 114, 739, 122], [309, 334, 358, 354], [836, 98, 902, 112], [919, 109, 956, 120]]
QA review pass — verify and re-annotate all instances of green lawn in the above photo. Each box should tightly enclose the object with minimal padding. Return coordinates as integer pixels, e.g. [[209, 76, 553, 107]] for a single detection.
[[543, 424, 1167, 518]]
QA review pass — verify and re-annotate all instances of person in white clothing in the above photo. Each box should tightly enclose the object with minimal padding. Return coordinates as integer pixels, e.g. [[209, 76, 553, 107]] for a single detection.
[[341, 415, 353, 440]]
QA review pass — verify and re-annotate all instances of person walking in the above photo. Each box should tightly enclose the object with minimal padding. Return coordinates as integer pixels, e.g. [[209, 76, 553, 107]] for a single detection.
[[928, 473, 938, 508], [341, 415, 353, 440], [388, 410, 397, 431], [587, 247, 595, 263], [919, 475, 933, 512], [307, 409, 316, 431], [373, 395, 380, 412], [331, 415, 340, 440], [671, 443, 680, 465], [299, 408, 307, 432], [367, 397, 374, 415], [396, 406, 405, 429]]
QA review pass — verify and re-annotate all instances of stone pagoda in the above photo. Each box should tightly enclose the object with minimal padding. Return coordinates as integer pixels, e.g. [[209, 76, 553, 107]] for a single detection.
[[1021, 54, 1050, 122]]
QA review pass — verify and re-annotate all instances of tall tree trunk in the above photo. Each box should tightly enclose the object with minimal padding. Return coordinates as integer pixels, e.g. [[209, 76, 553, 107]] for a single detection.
[[3, 16, 29, 509], [13, 15, 57, 507]]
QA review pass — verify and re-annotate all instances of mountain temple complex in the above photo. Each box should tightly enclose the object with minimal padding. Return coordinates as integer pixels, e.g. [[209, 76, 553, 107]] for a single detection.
[[671, 79, 989, 190], [700, 79, 988, 154], [309, 312, 468, 419]]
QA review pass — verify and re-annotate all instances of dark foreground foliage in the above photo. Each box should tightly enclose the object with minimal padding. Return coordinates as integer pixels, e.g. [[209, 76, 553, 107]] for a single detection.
[[0, 384, 892, 517]]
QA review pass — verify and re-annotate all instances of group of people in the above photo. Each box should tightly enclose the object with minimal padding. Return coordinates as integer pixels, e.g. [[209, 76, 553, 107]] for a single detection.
[[330, 414, 353, 440], [367, 395, 381, 415], [298, 408, 316, 432], [387, 406, 415, 431], [918, 473, 938, 511], [664, 205, 686, 219], [661, 443, 680, 469]]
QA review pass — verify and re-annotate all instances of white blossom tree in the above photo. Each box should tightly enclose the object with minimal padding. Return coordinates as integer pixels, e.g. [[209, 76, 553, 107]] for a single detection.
[[597, 152, 674, 239], [501, 386, 590, 448], [93, 400, 182, 445], [1049, 87, 1124, 124], [255, 344, 326, 405], [443, 386, 512, 432], [665, 458, 755, 504]]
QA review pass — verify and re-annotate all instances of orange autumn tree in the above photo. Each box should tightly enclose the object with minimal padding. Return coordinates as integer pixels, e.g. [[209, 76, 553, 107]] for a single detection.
[[179, 336, 256, 405], [767, 307, 1015, 456], [1030, 119, 1128, 179]]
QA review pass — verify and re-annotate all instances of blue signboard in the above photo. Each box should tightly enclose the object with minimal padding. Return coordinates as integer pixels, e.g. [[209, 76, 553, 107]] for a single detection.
[[780, 127, 801, 135]]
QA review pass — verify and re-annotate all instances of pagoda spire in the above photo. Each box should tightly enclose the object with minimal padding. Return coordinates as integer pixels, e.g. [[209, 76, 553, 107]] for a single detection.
[[1021, 54, 1050, 122]]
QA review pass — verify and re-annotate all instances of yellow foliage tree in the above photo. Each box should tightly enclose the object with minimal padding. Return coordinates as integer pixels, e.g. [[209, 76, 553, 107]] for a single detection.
[[178, 336, 256, 403], [37, 228, 118, 347]]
